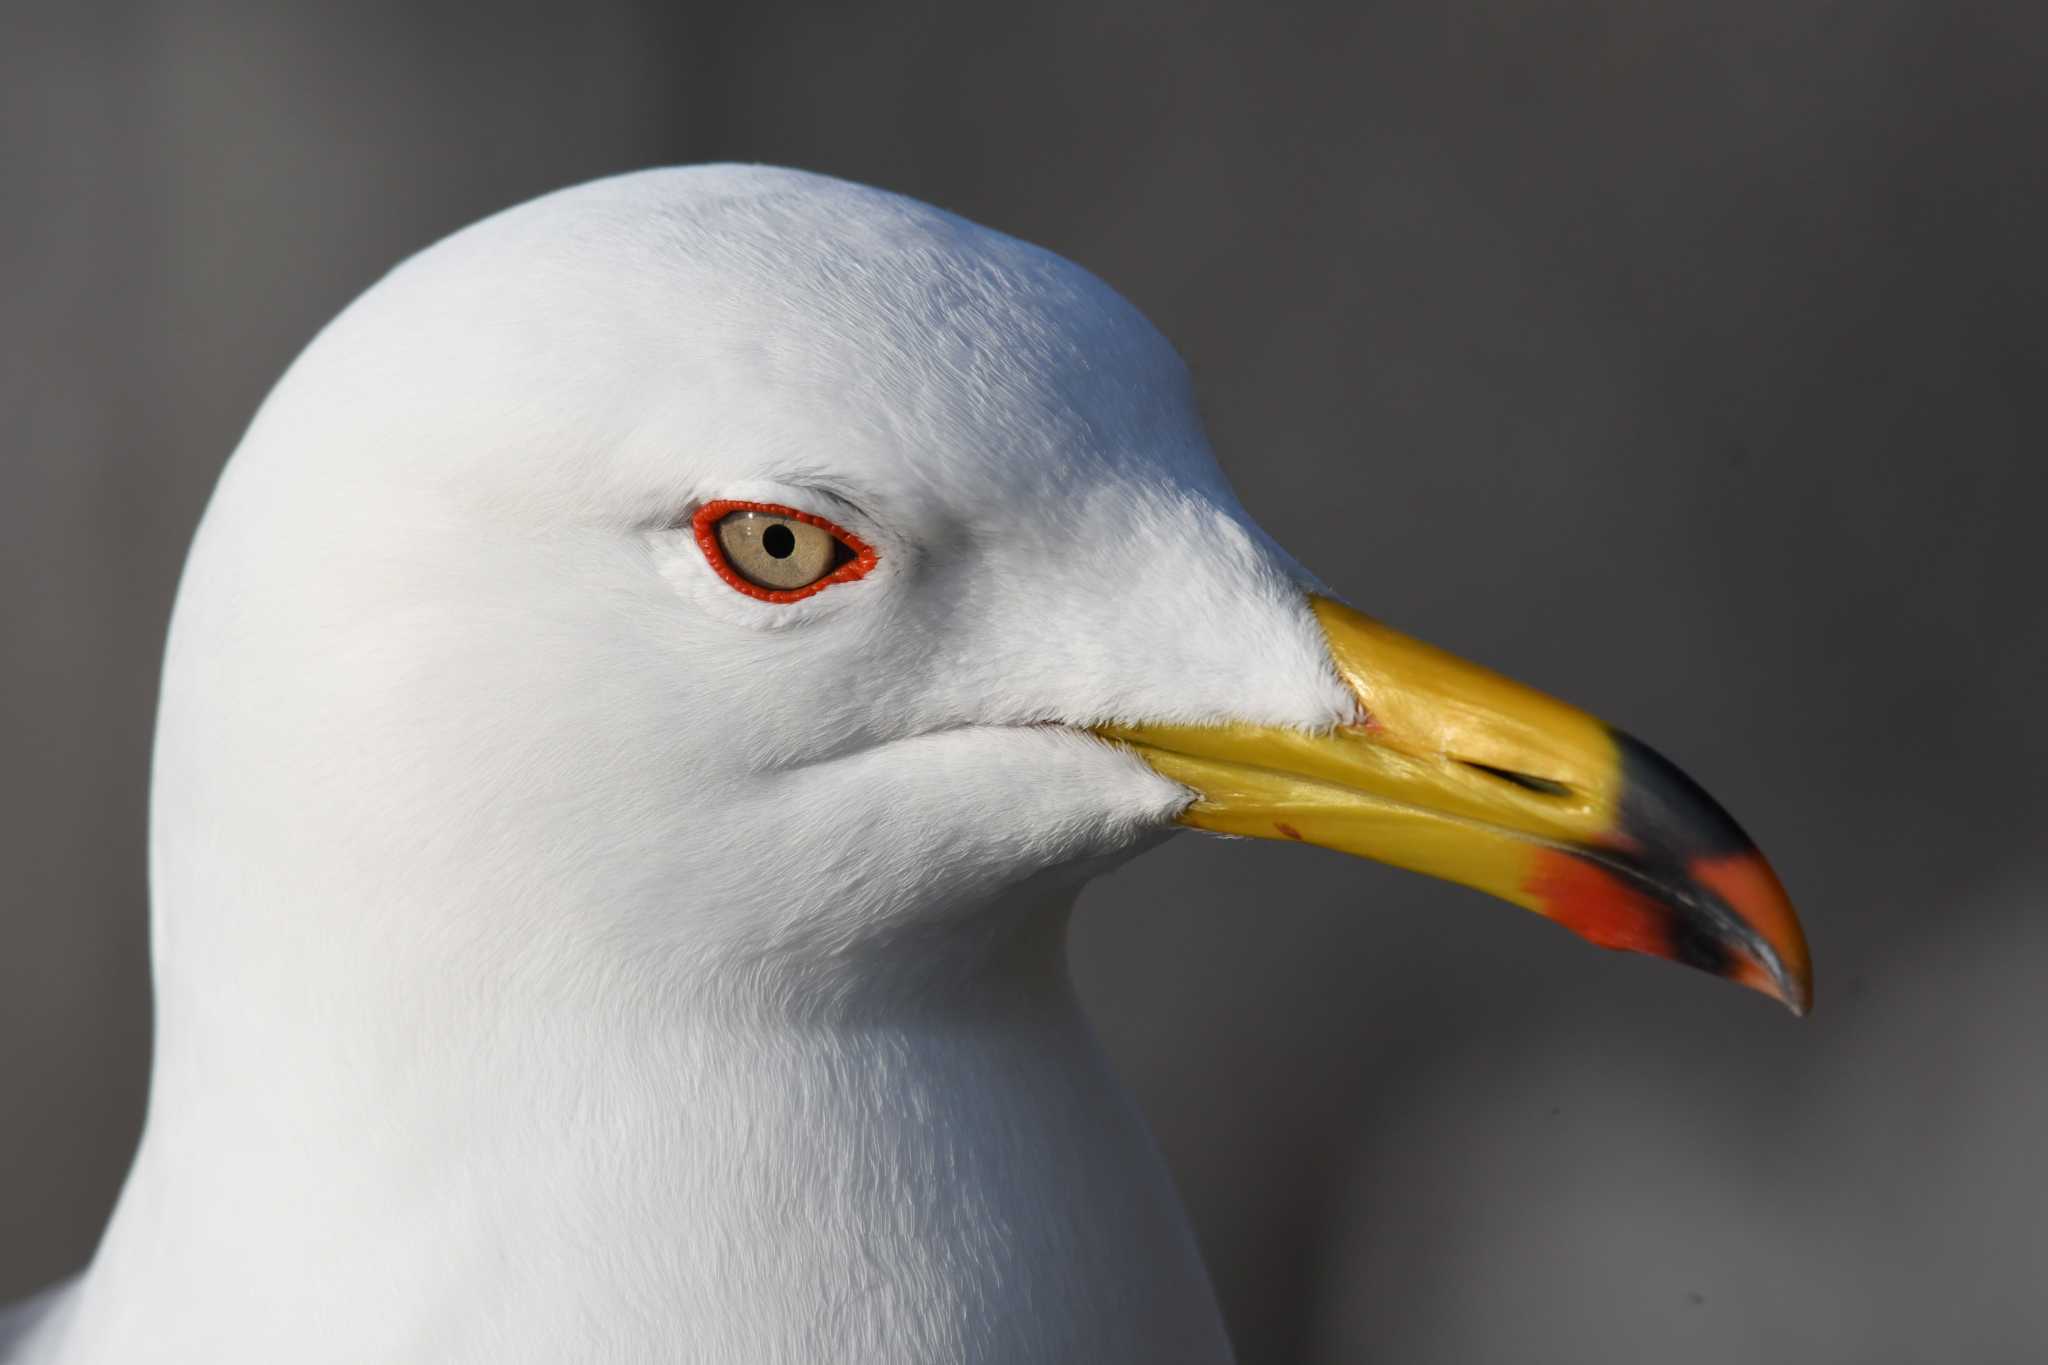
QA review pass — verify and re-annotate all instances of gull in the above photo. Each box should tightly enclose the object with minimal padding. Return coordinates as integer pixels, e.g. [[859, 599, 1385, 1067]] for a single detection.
[[0, 166, 1811, 1364]]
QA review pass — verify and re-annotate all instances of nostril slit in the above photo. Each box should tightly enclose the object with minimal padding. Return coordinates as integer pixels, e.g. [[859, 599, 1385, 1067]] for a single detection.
[[1461, 760, 1573, 797]]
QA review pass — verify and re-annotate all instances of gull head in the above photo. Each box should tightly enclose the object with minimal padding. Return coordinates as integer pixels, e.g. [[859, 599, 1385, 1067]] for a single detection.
[[152, 166, 1809, 1030]]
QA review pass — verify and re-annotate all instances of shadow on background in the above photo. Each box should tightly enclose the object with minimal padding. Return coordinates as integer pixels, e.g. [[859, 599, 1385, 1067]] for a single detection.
[[4, 4, 2044, 1361]]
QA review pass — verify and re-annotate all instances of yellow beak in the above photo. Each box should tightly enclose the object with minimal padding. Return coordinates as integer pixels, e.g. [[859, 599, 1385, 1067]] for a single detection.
[[1097, 598, 1813, 1013]]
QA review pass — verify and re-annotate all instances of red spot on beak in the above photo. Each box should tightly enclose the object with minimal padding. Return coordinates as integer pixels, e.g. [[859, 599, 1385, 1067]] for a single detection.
[[1525, 850, 1671, 956]]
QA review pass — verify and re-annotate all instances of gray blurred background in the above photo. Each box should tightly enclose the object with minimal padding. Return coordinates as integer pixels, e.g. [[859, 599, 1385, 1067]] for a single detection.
[[4, 3, 2045, 1361]]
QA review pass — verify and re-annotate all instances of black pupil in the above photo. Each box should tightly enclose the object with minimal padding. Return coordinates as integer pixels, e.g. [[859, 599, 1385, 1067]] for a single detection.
[[761, 523, 797, 559]]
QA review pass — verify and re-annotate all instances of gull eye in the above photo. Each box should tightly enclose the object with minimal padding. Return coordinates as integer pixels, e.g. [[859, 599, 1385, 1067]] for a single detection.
[[690, 499, 878, 602]]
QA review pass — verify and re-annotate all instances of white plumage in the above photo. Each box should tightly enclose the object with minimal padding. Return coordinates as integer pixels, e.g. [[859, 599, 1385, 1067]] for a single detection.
[[8, 167, 1363, 1362]]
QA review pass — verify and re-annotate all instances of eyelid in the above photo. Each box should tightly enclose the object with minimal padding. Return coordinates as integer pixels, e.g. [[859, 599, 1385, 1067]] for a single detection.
[[691, 499, 880, 603]]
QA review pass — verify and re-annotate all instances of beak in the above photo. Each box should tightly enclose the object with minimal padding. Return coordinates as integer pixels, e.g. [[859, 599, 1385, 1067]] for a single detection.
[[1097, 597, 1813, 1014]]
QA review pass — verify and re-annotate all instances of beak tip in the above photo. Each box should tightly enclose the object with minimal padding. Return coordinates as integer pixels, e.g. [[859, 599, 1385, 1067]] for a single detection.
[[1689, 848, 1813, 1019], [1756, 965, 1813, 1017], [1772, 957, 1815, 1018]]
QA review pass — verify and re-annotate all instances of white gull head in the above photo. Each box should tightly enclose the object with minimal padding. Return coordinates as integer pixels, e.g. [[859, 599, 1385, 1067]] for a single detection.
[[36, 165, 1809, 1365], [67, 166, 1347, 1365]]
